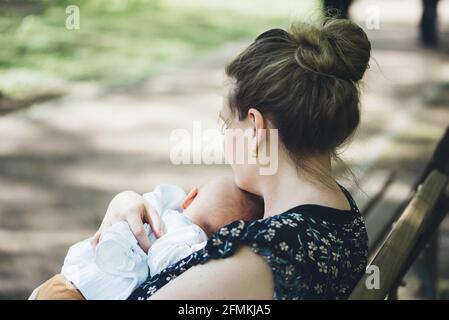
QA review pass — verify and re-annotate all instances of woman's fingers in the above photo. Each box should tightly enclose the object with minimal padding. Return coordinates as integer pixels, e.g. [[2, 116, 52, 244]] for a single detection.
[[90, 191, 164, 253], [127, 213, 152, 253], [143, 200, 163, 239]]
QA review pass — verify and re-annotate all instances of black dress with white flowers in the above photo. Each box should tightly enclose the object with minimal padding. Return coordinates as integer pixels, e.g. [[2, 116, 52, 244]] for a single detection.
[[128, 185, 368, 300]]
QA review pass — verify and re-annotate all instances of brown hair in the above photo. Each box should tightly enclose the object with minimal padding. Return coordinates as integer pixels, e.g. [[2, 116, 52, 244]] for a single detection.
[[225, 19, 371, 187]]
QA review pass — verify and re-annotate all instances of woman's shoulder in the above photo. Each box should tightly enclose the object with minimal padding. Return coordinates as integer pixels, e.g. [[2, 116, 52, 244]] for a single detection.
[[207, 211, 306, 248], [203, 203, 368, 271], [201, 209, 318, 267], [207, 203, 364, 248]]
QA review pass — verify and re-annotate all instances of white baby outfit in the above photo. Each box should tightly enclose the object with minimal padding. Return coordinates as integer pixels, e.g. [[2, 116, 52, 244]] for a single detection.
[[61, 184, 208, 300]]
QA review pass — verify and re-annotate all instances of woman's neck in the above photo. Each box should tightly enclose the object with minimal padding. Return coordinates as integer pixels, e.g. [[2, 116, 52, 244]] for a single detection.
[[258, 153, 343, 219]]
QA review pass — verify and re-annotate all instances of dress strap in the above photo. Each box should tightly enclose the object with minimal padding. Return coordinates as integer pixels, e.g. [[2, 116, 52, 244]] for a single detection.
[[337, 183, 359, 213]]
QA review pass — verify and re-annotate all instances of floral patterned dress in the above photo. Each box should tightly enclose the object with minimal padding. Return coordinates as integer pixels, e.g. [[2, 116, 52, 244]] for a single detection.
[[128, 185, 368, 300]]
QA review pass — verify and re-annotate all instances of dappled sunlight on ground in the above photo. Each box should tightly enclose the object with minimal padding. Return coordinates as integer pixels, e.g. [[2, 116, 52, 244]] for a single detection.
[[0, 0, 449, 299]]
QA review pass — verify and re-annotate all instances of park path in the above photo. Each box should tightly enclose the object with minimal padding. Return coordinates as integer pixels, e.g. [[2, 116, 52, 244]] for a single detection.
[[1, 0, 449, 299]]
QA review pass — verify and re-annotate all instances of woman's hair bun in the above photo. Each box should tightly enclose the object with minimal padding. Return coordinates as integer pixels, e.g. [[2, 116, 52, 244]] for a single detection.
[[290, 19, 371, 81]]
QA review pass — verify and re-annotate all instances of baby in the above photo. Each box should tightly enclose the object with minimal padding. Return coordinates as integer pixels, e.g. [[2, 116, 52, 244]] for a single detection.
[[34, 176, 263, 300]]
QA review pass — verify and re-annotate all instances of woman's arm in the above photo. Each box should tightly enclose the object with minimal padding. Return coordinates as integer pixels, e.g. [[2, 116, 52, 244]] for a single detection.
[[149, 246, 274, 300]]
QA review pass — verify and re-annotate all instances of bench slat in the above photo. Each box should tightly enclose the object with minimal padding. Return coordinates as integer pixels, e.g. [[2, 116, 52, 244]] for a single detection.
[[349, 170, 448, 300], [365, 173, 416, 254]]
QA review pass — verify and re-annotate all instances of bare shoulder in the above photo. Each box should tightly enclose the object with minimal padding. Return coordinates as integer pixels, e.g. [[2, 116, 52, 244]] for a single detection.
[[150, 245, 274, 300]]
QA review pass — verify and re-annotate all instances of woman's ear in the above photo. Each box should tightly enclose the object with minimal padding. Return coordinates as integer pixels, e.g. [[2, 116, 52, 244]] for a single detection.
[[181, 187, 198, 210], [247, 108, 266, 150]]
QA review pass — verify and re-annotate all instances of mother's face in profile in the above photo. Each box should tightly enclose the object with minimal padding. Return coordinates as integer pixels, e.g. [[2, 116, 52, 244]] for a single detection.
[[220, 84, 265, 196]]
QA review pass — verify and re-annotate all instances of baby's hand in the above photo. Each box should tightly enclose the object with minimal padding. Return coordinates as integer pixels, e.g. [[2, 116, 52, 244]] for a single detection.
[[92, 190, 163, 252]]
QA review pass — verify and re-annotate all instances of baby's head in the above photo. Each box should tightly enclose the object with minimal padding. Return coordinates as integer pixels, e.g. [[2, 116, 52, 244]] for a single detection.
[[181, 176, 264, 237]]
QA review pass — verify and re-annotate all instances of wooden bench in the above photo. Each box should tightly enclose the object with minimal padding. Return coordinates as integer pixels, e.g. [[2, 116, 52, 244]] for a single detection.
[[349, 169, 448, 299], [359, 126, 449, 254], [347, 126, 449, 299]]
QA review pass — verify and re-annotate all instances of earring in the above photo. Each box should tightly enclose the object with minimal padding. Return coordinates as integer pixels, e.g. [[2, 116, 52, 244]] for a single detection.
[[252, 147, 258, 158], [252, 134, 258, 158]]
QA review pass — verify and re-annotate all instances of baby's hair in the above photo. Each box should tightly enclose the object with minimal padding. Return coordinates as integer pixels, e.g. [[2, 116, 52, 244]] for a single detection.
[[198, 178, 264, 220]]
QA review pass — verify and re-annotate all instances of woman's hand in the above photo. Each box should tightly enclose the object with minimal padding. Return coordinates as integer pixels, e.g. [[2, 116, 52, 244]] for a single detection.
[[91, 190, 163, 252]]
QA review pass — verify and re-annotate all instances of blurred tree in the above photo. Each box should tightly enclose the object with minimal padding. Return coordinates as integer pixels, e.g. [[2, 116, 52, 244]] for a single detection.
[[322, 0, 441, 49], [420, 0, 440, 47]]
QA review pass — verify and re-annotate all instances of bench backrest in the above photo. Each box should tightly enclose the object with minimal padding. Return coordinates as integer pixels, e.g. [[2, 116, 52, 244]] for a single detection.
[[363, 126, 449, 254], [349, 170, 448, 300]]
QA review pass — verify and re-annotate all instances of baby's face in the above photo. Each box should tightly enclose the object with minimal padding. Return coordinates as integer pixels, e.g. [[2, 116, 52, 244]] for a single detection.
[[183, 177, 263, 236]]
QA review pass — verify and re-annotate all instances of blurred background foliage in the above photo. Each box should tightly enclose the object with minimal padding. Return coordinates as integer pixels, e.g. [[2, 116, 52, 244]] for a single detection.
[[0, 0, 320, 99]]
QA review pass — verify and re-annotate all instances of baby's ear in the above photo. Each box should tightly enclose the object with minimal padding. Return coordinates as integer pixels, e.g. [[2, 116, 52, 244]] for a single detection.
[[181, 187, 198, 210]]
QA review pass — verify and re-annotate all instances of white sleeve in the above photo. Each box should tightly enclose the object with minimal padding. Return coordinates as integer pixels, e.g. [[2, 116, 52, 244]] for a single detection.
[[147, 242, 203, 278], [147, 224, 208, 277], [94, 222, 148, 277], [142, 184, 186, 218], [62, 238, 95, 272], [28, 285, 42, 300]]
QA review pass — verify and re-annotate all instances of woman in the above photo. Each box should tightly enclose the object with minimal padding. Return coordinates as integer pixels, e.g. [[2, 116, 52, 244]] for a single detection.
[[93, 18, 371, 300]]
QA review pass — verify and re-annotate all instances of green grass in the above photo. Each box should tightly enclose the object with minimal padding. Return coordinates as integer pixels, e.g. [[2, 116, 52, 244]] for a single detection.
[[0, 0, 321, 97]]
